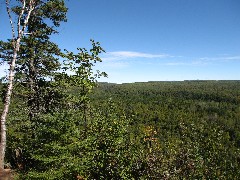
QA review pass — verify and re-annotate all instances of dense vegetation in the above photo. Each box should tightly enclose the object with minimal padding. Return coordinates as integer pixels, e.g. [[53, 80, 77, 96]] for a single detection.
[[1, 1, 239, 179], [1, 80, 240, 179], [90, 80, 240, 179]]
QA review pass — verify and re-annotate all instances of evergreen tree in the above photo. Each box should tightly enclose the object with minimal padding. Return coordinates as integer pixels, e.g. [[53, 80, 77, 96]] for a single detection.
[[0, 0, 67, 169]]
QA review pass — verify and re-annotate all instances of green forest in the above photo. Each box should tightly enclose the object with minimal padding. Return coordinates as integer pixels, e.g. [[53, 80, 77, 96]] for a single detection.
[[0, 0, 240, 179], [1, 80, 240, 179]]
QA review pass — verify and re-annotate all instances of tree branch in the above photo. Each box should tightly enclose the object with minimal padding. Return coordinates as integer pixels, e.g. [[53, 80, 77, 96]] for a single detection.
[[20, 0, 35, 39], [5, 0, 15, 40], [17, 0, 26, 37]]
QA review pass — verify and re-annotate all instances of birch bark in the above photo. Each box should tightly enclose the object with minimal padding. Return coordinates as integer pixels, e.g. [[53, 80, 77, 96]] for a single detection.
[[0, 0, 35, 169]]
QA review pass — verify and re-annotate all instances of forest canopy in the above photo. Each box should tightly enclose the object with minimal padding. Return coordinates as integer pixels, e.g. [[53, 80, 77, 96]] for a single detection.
[[0, 0, 239, 179]]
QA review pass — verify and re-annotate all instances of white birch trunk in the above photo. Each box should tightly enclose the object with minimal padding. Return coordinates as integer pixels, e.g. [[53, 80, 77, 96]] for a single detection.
[[0, 0, 35, 169]]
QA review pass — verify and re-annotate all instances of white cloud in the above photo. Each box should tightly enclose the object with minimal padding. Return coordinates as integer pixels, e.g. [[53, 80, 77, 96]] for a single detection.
[[164, 61, 207, 66], [199, 55, 240, 62], [100, 51, 240, 69], [100, 51, 172, 68], [164, 55, 240, 66], [225, 56, 240, 60], [102, 51, 171, 61]]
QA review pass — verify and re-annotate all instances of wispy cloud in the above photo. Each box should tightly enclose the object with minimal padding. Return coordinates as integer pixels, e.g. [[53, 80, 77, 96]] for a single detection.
[[100, 51, 240, 69], [99, 51, 172, 68], [192, 55, 240, 65], [102, 51, 171, 61], [164, 55, 240, 66], [199, 56, 240, 62]]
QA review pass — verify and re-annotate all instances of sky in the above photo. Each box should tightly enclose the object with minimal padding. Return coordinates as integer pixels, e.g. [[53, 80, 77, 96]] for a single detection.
[[0, 0, 240, 83]]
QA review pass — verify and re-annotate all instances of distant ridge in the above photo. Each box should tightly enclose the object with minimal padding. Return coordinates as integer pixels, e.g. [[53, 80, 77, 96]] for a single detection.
[[98, 80, 240, 85]]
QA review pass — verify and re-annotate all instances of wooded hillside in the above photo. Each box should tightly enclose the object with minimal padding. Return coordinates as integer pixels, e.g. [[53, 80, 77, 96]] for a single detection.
[[1, 80, 239, 179]]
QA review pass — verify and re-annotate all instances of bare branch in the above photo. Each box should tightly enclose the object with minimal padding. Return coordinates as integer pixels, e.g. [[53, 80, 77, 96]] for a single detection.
[[17, 0, 26, 37], [20, 0, 35, 39], [24, 32, 32, 35], [5, 0, 15, 40]]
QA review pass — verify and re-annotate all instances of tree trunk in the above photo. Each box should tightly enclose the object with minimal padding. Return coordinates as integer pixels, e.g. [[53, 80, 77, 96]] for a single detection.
[[0, 0, 34, 169], [28, 56, 39, 121], [0, 39, 20, 169]]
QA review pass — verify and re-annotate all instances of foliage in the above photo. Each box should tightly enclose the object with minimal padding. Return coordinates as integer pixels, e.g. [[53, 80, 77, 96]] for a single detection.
[[12, 101, 142, 179], [1, 1, 240, 179], [90, 81, 240, 179], [1, 79, 240, 179]]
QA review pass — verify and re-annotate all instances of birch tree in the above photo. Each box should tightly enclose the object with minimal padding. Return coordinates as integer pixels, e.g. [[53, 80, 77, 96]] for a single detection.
[[0, 0, 68, 169], [0, 0, 36, 169]]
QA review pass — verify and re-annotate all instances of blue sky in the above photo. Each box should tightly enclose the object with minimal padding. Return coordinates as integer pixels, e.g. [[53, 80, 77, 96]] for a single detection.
[[1, 0, 240, 83]]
